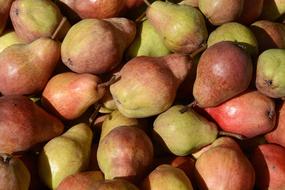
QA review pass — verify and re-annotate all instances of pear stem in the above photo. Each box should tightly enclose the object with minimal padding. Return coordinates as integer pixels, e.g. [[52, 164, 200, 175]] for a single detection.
[[179, 100, 197, 113], [89, 103, 102, 127], [98, 75, 121, 88], [190, 43, 207, 58], [218, 131, 246, 140], [143, 0, 151, 6], [0, 153, 12, 164], [51, 17, 67, 40], [135, 10, 147, 23]]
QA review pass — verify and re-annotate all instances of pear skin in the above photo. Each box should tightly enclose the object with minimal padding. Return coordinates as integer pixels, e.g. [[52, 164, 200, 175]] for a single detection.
[[38, 123, 93, 189], [0, 31, 25, 53], [146, 1, 208, 53], [92, 179, 139, 190], [238, 0, 264, 25], [261, 0, 285, 20], [0, 37, 60, 96], [0, 95, 64, 154], [0, 0, 13, 35]]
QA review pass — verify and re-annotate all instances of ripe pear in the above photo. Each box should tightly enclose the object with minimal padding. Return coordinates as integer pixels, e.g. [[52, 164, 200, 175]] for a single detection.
[[205, 91, 276, 138], [142, 164, 193, 190], [127, 19, 171, 58], [261, 0, 285, 20], [0, 31, 25, 53], [250, 144, 285, 190], [0, 95, 64, 154], [199, 0, 244, 25], [153, 105, 218, 156], [195, 140, 255, 190], [251, 20, 285, 52], [256, 49, 285, 98], [100, 110, 143, 141], [97, 126, 153, 181], [92, 179, 139, 190], [266, 102, 285, 147], [38, 123, 93, 189], [42, 72, 106, 120], [61, 18, 136, 74], [146, 1, 208, 54], [179, 0, 199, 7], [193, 41, 252, 108], [207, 22, 258, 55], [0, 154, 31, 190], [0, 0, 13, 35], [56, 171, 104, 190], [99, 90, 117, 114], [110, 53, 192, 118], [238, 0, 264, 25], [0, 37, 60, 96]]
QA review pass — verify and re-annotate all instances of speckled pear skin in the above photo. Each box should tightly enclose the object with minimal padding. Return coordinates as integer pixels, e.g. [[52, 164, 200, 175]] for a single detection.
[[0, 37, 60, 96], [61, 18, 136, 74], [110, 53, 192, 118], [10, 0, 63, 42], [146, 1, 208, 54], [0, 0, 13, 35], [256, 49, 285, 98]]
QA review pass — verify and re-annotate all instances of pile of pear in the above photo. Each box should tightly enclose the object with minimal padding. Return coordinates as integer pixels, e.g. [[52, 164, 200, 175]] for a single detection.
[[2, 0, 285, 190]]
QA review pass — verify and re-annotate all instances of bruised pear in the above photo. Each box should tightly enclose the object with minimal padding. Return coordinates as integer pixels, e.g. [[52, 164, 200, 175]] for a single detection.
[[97, 126, 153, 181], [42, 72, 105, 120], [142, 164, 193, 190], [0, 154, 31, 190], [146, 1, 208, 54], [193, 41, 252, 108], [10, 0, 64, 42], [256, 49, 285, 98], [199, 0, 244, 25], [110, 53, 192, 118], [195, 139, 255, 190], [0, 31, 25, 53], [61, 18, 136, 74], [0, 95, 64, 154], [205, 91, 276, 138], [0, 0, 13, 35], [0, 37, 60, 96], [153, 105, 218, 156]]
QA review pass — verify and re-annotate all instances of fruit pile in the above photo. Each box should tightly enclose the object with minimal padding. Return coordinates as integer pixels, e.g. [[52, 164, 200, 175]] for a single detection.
[[1, 0, 285, 189]]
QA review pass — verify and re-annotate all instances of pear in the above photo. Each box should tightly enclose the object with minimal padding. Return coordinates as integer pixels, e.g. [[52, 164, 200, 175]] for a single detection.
[[238, 0, 264, 25], [146, 1, 208, 54], [0, 154, 31, 190], [199, 0, 244, 25], [110, 53, 192, 118], [91, 179, 139, 190], [256, 49, 285, 98], [251, 20, 285, 52], [142, 164, 193, 190], [250, 144, 285, 190], [99, 90, 117, 114], [38, 123, 93, 189], [61, 18, 136, 74], [179, 0, 199, 7], [0, 0, 13, 35], [205, 91, 276, 138], [127, 19, 171, 58], [0, 31, 25, 53], [0, 37, 60, 96], [100, 110, 143, 141], [195, 139, 255, 190], [193, 41, 252, 108], [266, 102, 285, 147], [0, 95, 64, 154], [10, 0, 65, 42], [153, 105, 218, 156], [56, 171, 104, 190], [97, 126, 153, 181], [207, 22, 258, 55], [42, 72, 106, 120], [261, 0, 285, 20]]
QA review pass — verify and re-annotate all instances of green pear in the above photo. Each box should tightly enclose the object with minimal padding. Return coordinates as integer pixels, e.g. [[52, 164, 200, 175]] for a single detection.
[[10, 0, 65, 42], [256, 49, 285, 98], [153, 105, 218, 156], [261, 0, 285, 20], [0, 154, 31, 190], [207, 22, 258, 55], [146, 1, 208, 54], [0, 0, 13, 35], [38, 123, 93, 189], [0, 31, 25, 53], [99, 90, 117, 114], [0, 37, 60, 95], [126, 19, 171, 58]]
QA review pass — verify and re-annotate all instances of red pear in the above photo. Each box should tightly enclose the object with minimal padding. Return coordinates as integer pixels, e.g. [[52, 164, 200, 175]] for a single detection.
[[238, 0, 264, 25]]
